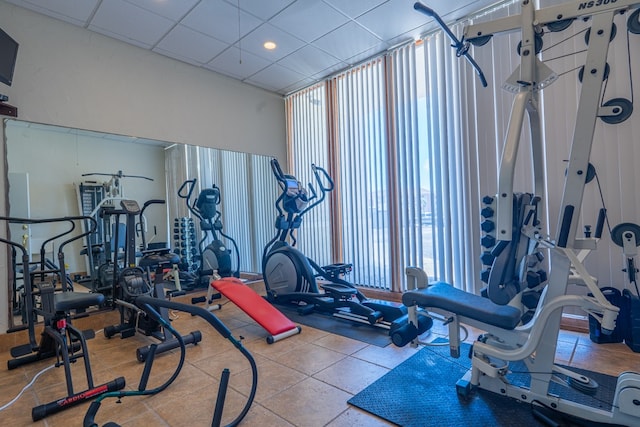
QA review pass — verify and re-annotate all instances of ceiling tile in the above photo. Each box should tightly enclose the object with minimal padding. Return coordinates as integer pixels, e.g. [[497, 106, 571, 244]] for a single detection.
[[155, 25, 229, 64], [123, 0, 200, 21], [4, 0, 99, 26], [205, 47, 271, 80], [278, 45, 342, 76], [239, 23, 306, 62], [181, 0, 262, 44], [270, 0, 349, 43], [356, 0, 432, 41], [89, 0, 174, 48], [246, 63, 306, 92], [322, 0, 388, 19], [226, 0, 295, 20], [313, 21, 381, 62]]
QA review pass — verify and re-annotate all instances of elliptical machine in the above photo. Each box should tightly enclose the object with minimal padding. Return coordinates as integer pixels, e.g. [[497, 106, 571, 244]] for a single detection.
[[178, 179, 240, 288], [262, 159, 419, 337]]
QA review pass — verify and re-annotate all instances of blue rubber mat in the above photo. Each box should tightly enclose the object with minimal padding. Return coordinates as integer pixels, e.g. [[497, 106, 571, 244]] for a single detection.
[[348, 340, 618, 426]]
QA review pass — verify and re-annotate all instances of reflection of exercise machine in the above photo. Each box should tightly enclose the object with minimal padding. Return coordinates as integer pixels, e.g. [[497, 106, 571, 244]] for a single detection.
[[103, 200, 201, 362], [77, 171, 153, 292], [2, 215, 125, 421], [178, 179, 240, 287], [84, 296, 257, 427], [262, 159, 417, 338], [399, 2, 640, 425]]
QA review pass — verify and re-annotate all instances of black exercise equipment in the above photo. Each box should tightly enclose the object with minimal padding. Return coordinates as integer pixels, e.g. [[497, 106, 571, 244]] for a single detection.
[[261, 159, 417, 339], [103, 199, 201, 362], [84, 296, 257, 427], [178, 179, 240, 289], [2, 215, 125, 421]]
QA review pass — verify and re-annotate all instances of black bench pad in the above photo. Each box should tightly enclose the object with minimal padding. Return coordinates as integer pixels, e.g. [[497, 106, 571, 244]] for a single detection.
[[54, 292, 104, 312], [402, 282, 521, 330]]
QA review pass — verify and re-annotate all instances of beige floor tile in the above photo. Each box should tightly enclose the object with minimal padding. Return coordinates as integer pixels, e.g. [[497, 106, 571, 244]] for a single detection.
[[275, 343, 347, 376], [351, 342, 419, 369], [313, 355, 390, 395], [261, 377, 352, 427], [231, 356, 307, 403], [312, 333, 369, 355]]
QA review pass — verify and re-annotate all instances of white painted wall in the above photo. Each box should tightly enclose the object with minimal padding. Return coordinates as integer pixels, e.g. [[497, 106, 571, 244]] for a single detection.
[[0, 1, 286, 332]]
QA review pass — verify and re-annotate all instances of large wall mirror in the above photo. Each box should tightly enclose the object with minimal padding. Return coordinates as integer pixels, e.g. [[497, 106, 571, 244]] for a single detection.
[[3, 118, 279, 331]]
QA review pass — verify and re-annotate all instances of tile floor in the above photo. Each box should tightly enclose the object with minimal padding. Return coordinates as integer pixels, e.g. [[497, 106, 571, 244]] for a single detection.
[[2, 289, 640, 427]]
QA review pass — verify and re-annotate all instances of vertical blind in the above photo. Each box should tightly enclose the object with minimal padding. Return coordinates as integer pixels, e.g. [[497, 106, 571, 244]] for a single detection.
[[165, 145, 274, 273]]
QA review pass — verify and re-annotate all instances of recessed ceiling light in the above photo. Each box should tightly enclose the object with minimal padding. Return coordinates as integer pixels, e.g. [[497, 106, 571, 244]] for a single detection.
[[263, 41, 277, 50]]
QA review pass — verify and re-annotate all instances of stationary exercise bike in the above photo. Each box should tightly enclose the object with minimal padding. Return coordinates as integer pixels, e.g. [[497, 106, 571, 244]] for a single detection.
[[103, 199, 201, 362], [178, 179, 240, 288], [262, 159, 418, 336]]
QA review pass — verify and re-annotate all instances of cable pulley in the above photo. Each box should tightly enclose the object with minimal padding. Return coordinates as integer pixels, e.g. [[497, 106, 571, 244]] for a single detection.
[[611, 223, 640, 248], [584, 23, 617, 45], [628, 8, 640, 34], [578, 62, 610, 83], [599, 97, 633, 124], [547, 18, 575, 33], [468, 35, 492, 47], [517, 34, 543, 56]]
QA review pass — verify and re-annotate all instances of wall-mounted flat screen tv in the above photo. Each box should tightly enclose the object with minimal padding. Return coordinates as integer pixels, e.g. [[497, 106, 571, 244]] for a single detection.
[[0, 27, 19, 86]]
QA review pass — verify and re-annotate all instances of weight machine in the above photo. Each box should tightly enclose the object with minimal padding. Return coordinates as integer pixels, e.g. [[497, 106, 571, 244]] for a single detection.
[[399, 1, 640, 425]]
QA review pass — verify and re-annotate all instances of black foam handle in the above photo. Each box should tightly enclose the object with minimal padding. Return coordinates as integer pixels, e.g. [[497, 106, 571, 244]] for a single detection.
[[595, 208, 606, 239], [558, 205, 575, 248]]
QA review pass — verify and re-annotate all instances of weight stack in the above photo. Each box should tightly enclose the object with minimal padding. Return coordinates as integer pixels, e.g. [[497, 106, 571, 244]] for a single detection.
[[588, 287, 624, 344], [622, 289, 640, 353]]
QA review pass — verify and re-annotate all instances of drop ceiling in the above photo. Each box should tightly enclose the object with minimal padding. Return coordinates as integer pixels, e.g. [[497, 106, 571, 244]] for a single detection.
[[5, 0, 497, 95]]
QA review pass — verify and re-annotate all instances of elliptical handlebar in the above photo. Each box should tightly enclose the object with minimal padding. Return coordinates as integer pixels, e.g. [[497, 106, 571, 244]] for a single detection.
[[298, 163, 334, 217], [177, 179, 204, 222], [270, 158, 287, 183], [311, 163, 334, 193], [177, 179, 197, 203]]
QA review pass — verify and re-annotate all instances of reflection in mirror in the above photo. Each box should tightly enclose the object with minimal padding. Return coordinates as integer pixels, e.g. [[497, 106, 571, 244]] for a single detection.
[[4, 119, 277, 331]]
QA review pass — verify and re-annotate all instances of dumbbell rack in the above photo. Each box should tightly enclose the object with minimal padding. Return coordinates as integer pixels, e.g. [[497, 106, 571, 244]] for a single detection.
[[173, 217, 198, 272]]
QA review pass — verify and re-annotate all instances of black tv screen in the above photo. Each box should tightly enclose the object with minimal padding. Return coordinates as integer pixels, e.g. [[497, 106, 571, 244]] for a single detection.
[[0, 27, 19, 86]]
